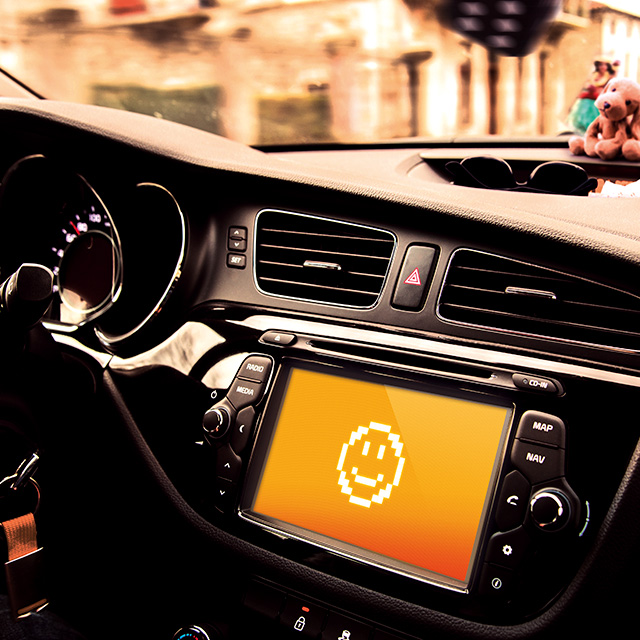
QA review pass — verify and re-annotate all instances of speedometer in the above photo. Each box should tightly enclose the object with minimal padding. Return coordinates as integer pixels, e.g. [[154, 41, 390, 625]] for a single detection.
[[50, 196, 122, 324], [0, 155, 123, 327]]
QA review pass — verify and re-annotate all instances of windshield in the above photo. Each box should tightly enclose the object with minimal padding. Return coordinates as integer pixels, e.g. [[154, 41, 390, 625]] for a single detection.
[[0, 0, 639, 146]]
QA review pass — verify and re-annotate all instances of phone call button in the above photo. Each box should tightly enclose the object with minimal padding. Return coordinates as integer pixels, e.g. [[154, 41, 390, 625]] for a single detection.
[[495, 470, 530, 531]]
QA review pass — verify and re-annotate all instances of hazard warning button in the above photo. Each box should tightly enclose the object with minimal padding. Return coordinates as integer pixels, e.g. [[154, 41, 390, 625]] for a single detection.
[[392, 245, 437, 310]]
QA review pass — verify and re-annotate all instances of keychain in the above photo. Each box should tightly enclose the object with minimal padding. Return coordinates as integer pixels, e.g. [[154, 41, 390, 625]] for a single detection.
[[0, 452, 48, 619]]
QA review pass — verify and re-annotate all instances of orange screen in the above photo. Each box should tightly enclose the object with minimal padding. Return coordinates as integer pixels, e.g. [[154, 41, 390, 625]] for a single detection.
[[249, 367, 510, 586]]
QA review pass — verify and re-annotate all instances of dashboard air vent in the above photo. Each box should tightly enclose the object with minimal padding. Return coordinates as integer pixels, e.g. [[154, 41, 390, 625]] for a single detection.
[[255, 210, 395, 308], [438, 249, 640, 351]]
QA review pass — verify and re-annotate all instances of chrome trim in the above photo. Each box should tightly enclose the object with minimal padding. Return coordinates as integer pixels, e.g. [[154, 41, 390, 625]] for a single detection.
[[231, 314, 640, 388], [51, 332, 113, 368], [505, 286, 557, 300], [303, 260, 342, 270], [253, 208, 397, 310], [108, 321, 223, 375], [96, 183, 186, 347], [437, 248, 640, 355]]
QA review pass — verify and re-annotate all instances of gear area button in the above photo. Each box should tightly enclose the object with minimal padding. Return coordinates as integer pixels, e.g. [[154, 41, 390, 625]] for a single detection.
[[321, 612, 372, 640], [280, 597, 327, 637]]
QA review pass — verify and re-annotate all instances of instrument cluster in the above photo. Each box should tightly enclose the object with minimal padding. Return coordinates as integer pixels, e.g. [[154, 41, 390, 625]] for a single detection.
[[0, 155, 185, 351]]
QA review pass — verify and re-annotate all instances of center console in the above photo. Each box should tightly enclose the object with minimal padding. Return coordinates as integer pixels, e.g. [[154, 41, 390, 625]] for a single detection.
[[188, 321, 638, 632]]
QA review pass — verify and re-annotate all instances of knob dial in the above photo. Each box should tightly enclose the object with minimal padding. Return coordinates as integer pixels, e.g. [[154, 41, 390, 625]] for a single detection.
[[529, 489, 571, 531], [173, 625, 220, 640], [203, 406, 231, 440]]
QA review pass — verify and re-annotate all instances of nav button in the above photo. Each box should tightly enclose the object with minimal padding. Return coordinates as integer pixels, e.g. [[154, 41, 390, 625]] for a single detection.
[[511, 441, 565, 485]]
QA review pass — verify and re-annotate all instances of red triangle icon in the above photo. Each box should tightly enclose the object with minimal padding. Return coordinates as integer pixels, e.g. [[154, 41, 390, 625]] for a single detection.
[[404, 268, 421, 286]]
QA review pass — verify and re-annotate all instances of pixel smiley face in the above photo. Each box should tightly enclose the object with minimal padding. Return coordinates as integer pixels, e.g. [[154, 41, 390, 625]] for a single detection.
[[337, 421, 406, 508]]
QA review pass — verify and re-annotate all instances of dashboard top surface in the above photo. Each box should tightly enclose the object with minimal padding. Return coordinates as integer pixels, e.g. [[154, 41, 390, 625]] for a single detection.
[[0, 96, 639, 640]]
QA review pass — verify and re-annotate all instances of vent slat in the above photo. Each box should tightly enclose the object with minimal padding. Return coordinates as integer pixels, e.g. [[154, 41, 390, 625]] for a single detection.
[[258, 243, 390, 261], [439, 250, 640, 350], [255, 210, 395, 308]]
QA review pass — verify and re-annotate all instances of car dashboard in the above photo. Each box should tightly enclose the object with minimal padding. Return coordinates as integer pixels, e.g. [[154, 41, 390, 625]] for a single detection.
[[0, 97, 640, 640]]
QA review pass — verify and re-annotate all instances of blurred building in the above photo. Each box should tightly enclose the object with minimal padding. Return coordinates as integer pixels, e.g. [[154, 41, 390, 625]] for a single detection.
[[0, 0, 639, 143]]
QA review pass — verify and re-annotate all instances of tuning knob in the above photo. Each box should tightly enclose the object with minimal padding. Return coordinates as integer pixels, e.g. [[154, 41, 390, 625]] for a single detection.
[[529, 489, 571, 531], [203, 405, 231, 440]]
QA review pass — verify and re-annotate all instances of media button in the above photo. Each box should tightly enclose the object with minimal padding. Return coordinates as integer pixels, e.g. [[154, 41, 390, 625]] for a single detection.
[[227, 379, 264, 410]]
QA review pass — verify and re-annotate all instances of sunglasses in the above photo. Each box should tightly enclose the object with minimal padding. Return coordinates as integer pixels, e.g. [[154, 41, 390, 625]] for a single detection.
[[445, 156, 597, 196]]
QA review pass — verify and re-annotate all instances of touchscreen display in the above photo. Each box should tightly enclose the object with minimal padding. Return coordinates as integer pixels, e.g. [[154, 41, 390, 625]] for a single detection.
[[242, 364, 512, 590]]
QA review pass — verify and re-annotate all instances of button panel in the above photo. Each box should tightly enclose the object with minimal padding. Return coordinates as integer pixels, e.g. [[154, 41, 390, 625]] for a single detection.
[[243, 579, 408, 640], [202, 354, 274, 514], [481, 409, 581, 602], [227, 226, 248, 269]]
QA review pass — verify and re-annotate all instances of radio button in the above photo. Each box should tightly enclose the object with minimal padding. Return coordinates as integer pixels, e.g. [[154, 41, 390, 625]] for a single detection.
[[227, 379, 264, 410], [237, 356, 272, 384], [495, 470, 530, 531], [516, 411, 566, 449], [511, 441, 565, 485]]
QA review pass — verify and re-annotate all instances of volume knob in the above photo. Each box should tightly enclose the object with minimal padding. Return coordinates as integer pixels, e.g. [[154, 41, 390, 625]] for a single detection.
[[203, 406, 231, 440], [529, 489, 571, 531]]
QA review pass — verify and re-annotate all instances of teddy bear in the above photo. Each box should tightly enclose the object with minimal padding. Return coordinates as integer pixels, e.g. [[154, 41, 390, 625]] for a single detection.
[[569, 77, 640, 161]]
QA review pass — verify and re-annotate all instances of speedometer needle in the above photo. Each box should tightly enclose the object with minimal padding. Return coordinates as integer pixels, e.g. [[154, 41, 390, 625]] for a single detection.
[[69, 221, 80, 235]]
